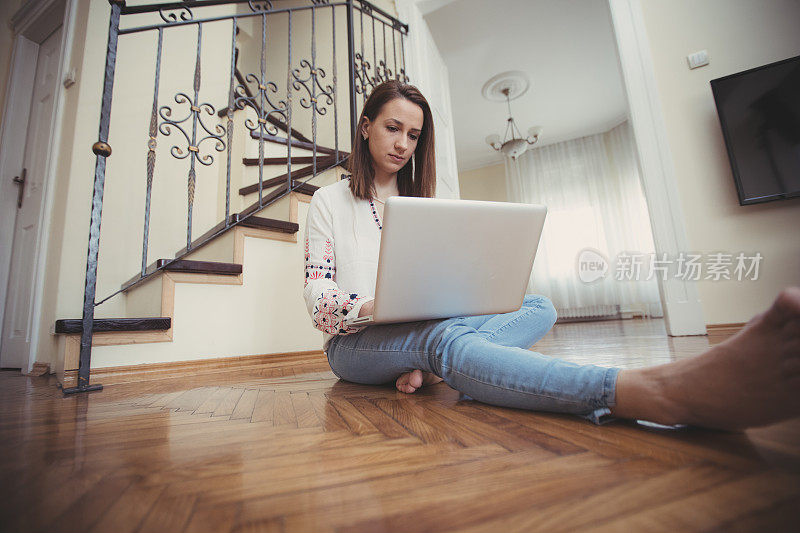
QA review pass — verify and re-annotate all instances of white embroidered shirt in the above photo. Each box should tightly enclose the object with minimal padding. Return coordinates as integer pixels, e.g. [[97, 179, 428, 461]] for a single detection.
[[303, 176, 383, 351]]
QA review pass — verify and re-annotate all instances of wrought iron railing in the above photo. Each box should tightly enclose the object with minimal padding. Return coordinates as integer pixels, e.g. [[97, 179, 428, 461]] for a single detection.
[[66, 0, 409, 394]]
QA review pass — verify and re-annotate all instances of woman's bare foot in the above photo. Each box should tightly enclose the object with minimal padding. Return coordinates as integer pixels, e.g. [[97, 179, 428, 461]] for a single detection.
[[396, 370, 444, 394], [613, 287, 800, 430]]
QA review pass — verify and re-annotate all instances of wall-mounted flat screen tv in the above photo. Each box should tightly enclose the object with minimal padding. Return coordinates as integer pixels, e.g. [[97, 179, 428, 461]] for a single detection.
[[710, 55, 800, 205]]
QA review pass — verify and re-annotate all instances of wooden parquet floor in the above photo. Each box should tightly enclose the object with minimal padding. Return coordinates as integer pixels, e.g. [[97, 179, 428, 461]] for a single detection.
[[1, 318, 799, 532]]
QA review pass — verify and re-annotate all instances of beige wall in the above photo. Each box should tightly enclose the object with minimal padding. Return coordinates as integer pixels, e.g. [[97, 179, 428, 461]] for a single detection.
[[639, 0, 800, 325], [458, 162, 506, 202]]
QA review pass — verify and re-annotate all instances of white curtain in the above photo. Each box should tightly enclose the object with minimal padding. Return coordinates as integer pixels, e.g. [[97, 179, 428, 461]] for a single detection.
[[505, 121, 663, 319]]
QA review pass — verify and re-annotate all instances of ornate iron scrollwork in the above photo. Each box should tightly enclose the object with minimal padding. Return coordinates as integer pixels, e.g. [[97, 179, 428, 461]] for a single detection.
[[376, 59, 393, 84], [353, 52, 371, 95], [158, 4, 194, 24], [291, 59, 334, 116], [159, 94, 225, 165], [247, 1, 273, 12], [234, 75, 288, 137]]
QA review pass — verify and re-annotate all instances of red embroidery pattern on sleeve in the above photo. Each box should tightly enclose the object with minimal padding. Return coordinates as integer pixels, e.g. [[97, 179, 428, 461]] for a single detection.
[[305, 238, 335, 288], [322, 239, 334, 263], [312, 289, 365, 335], [305, 263, 335, 288]]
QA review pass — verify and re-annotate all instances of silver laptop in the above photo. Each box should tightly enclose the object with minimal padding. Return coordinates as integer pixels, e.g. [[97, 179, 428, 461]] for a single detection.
[[345, 196, 547, 326]]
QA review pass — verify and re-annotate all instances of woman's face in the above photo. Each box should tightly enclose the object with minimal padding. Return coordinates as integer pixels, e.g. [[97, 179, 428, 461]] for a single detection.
[[362, 97, 423, 179]]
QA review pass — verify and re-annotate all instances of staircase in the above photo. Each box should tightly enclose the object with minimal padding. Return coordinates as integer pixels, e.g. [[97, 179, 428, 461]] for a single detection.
[[54, 82, 345, 387], [55, 0, 408, 391], [55, 172, 340, 388]]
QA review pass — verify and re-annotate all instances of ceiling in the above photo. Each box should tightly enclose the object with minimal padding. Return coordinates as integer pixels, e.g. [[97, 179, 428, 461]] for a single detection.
[[423, 0, 629, 171]]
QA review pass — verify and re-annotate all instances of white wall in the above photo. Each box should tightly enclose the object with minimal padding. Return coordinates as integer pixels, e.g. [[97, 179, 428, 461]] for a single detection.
[[639, 0, 800, 325]]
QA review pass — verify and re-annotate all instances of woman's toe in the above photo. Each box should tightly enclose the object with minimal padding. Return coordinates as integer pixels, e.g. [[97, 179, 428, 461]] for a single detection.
[[408, 369, 424, 389], [396, 370, 424, 393], [396, 372, 414, 393]]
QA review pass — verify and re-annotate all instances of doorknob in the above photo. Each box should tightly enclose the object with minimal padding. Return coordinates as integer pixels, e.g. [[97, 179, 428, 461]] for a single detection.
[[12, 168, 26, 208]]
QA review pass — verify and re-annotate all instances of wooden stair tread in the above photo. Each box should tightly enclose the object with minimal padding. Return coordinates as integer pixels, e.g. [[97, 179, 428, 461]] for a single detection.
[[243, 153, 349, 166], [122, 257, 243, 290], [55, 317, 171, 335], [238, 216, 299, 233], [250, 130, 336, 154], [156, 258, 242, 275], [174, 208, 308, 257], [239, 157, 339, 196]]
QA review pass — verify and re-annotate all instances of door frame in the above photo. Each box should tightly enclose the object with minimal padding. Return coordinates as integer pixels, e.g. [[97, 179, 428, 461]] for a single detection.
[[608, 0, 706, 335], [0, 0, 77, 370], [403, 0, 705, 335]]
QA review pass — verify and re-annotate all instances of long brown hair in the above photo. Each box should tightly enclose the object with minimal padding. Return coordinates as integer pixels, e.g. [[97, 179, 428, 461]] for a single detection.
[[347, 80, 436, 200]]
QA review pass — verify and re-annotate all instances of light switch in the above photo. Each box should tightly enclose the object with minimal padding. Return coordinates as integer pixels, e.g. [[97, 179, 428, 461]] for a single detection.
[[687, 50, 709, 70]]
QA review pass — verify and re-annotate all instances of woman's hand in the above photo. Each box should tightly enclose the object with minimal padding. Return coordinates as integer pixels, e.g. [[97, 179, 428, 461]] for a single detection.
[[358, 299, 375, 318]]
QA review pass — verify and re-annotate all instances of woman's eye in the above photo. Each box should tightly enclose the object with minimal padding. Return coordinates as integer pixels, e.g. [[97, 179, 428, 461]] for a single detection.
[[387, 126, 398, 132], [409, 134, 418, 141]]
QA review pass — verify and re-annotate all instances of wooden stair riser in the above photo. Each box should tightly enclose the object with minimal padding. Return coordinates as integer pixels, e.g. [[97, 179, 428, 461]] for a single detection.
[[125, 274, 171, 318], [177, 223, 299, 269], [180, 230, 238, 265], [239, 191, 292, 222]]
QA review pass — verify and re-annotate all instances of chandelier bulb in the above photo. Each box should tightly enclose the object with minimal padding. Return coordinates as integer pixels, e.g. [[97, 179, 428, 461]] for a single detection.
[[527, 125, 543, 139]]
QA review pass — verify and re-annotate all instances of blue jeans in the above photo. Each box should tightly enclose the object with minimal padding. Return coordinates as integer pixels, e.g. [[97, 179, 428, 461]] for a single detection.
[[326, 294, 620, 424]]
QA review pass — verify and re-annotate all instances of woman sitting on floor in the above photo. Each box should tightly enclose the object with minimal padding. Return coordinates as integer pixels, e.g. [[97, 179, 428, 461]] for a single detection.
[[303, 79, 800, 431]]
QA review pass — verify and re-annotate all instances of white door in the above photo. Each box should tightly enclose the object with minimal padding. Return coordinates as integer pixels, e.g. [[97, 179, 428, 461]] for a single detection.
[[0, 26, 63, 369]]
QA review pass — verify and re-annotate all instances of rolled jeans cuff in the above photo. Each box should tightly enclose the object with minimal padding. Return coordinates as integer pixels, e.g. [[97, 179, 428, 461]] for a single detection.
[[581, 366, 621, 425]]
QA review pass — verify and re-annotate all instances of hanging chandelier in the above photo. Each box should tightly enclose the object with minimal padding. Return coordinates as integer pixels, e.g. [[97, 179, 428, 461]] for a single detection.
[[483, 71, 542, 159]]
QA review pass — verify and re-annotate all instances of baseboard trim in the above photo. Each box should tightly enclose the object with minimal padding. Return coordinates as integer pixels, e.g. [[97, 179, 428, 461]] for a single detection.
[[556, 313, 622, 324], [706, 322, 745, 345], [706, 322, 745, 332], [61, 349, 327, 387]]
